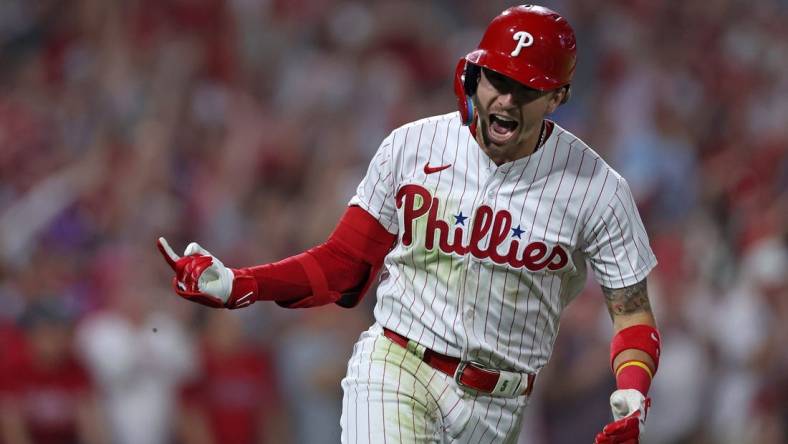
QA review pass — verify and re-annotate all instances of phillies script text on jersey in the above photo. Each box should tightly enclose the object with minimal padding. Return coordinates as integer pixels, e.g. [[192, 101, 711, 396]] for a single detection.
[[348, 112, 657, 374], [396, 184, 569, 271]]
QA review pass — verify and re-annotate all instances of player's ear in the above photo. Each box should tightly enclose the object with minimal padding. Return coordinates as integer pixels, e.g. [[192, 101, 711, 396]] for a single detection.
[[544, 88, 564, 114], [546, 85, 571, 114], [560, 85, 571, 104]]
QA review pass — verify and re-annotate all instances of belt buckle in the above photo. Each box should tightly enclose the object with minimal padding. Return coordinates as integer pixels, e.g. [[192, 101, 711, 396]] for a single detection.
[[453, 360, 489, 393]]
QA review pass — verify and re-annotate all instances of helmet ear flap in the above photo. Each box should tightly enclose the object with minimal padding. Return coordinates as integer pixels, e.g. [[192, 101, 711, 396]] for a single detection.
[[454, 59, 480, 127], [463, 63, 481, 96]]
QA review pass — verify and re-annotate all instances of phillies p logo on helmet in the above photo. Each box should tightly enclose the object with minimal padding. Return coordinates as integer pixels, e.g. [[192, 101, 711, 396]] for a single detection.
[[510, 31, 534, 56]]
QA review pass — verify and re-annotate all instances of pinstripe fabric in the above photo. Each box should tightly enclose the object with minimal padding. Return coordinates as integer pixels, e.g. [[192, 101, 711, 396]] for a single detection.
[[343, 112, 656, 441]]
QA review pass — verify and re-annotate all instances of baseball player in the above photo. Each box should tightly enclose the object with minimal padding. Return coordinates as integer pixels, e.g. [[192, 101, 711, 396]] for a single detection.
[[158, 5, 660, 443]]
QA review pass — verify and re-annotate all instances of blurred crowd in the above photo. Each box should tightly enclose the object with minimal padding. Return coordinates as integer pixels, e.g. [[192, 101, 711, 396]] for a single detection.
[[0, 1, 785, 443]]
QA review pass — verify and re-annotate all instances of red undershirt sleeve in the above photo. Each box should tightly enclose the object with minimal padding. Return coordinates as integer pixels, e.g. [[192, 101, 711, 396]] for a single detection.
[[233, 206, 397, 309]]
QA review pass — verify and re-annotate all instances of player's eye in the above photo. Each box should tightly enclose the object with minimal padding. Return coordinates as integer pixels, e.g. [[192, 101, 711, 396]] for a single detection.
[[483, 68, 511, 89], [483, 68, 543, 103]]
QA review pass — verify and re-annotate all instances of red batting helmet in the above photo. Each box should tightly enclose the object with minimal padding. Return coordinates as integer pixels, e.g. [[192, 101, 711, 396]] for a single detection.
[[455, 5, 577, 128]]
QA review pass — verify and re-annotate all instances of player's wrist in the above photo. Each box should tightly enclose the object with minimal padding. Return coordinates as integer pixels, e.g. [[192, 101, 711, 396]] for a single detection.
[[614, 360, 652, 395], [226, 268, 259, 309]]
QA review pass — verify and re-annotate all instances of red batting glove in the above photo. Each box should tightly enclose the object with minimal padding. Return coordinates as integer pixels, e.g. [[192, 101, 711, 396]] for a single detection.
[[157, 237, 258, 309], [594, 389, 650, 444], [594, 414, 641, 444]]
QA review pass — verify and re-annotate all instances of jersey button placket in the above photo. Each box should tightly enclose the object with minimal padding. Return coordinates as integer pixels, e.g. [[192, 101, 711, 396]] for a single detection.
[[482, 176, 497, 204]]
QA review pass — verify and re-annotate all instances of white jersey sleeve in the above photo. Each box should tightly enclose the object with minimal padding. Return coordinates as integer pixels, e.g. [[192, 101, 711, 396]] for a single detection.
[[349, 134, 398, 234], [582, 177, 657, 288]]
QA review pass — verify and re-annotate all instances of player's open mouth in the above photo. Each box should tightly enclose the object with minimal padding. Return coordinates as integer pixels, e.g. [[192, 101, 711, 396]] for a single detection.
[[487, 113, 519, 145]]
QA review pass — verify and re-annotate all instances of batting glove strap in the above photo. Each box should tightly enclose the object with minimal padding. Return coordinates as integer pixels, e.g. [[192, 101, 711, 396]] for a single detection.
[[226, 270, 258, 309]]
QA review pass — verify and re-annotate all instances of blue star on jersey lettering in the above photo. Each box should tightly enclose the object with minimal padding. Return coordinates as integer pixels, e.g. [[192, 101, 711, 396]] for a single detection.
[[512, 225, 525, 239], [454, 212, 468, 226]]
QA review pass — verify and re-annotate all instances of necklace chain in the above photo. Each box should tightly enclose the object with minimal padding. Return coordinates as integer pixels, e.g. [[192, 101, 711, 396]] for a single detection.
[[535, 121, 546, 151]]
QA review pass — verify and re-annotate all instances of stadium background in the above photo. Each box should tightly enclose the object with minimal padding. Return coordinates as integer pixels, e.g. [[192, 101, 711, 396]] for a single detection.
[[0, 1, 785, 443]]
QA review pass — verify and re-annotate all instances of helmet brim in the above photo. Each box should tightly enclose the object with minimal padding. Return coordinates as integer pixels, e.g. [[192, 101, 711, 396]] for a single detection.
[[466, 49, 569, 92]]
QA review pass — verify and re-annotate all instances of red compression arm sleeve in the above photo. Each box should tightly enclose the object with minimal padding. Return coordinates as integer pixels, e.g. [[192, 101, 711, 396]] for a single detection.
[[610, 325, 661, 395], [234, 206, 397, 306]]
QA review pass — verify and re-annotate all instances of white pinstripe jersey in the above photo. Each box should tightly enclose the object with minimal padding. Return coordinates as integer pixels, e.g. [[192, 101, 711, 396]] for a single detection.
[[349, 112, 657, 374]]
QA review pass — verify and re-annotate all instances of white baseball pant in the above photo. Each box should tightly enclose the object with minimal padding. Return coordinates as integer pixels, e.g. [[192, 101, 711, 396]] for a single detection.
[[340, 324, 529, 443]]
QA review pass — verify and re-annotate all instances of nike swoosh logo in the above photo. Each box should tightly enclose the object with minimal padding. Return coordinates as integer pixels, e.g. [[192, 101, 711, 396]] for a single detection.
[[236, 291, 254, 305], [424, 163, 451, 175]]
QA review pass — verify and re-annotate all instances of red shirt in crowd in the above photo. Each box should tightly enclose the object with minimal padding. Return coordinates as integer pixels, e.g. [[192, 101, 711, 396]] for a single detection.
[[0, 324, 92, 444], [181, 345, 281, 444]]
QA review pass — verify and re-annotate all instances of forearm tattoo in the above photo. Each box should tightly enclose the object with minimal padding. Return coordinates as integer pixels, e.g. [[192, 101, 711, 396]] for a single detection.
[[602, 279, 651, 318]]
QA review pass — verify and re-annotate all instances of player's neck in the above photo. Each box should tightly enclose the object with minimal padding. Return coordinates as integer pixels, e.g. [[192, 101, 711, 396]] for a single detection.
[[477, 119, 545, 166]]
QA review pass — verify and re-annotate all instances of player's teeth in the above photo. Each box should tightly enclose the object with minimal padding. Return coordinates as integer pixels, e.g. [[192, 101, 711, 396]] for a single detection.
[[493, 114, 514, 122]]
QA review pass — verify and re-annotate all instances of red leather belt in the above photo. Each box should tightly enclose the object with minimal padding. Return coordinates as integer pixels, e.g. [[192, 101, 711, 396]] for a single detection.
[[383, 328, 535, 397]]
